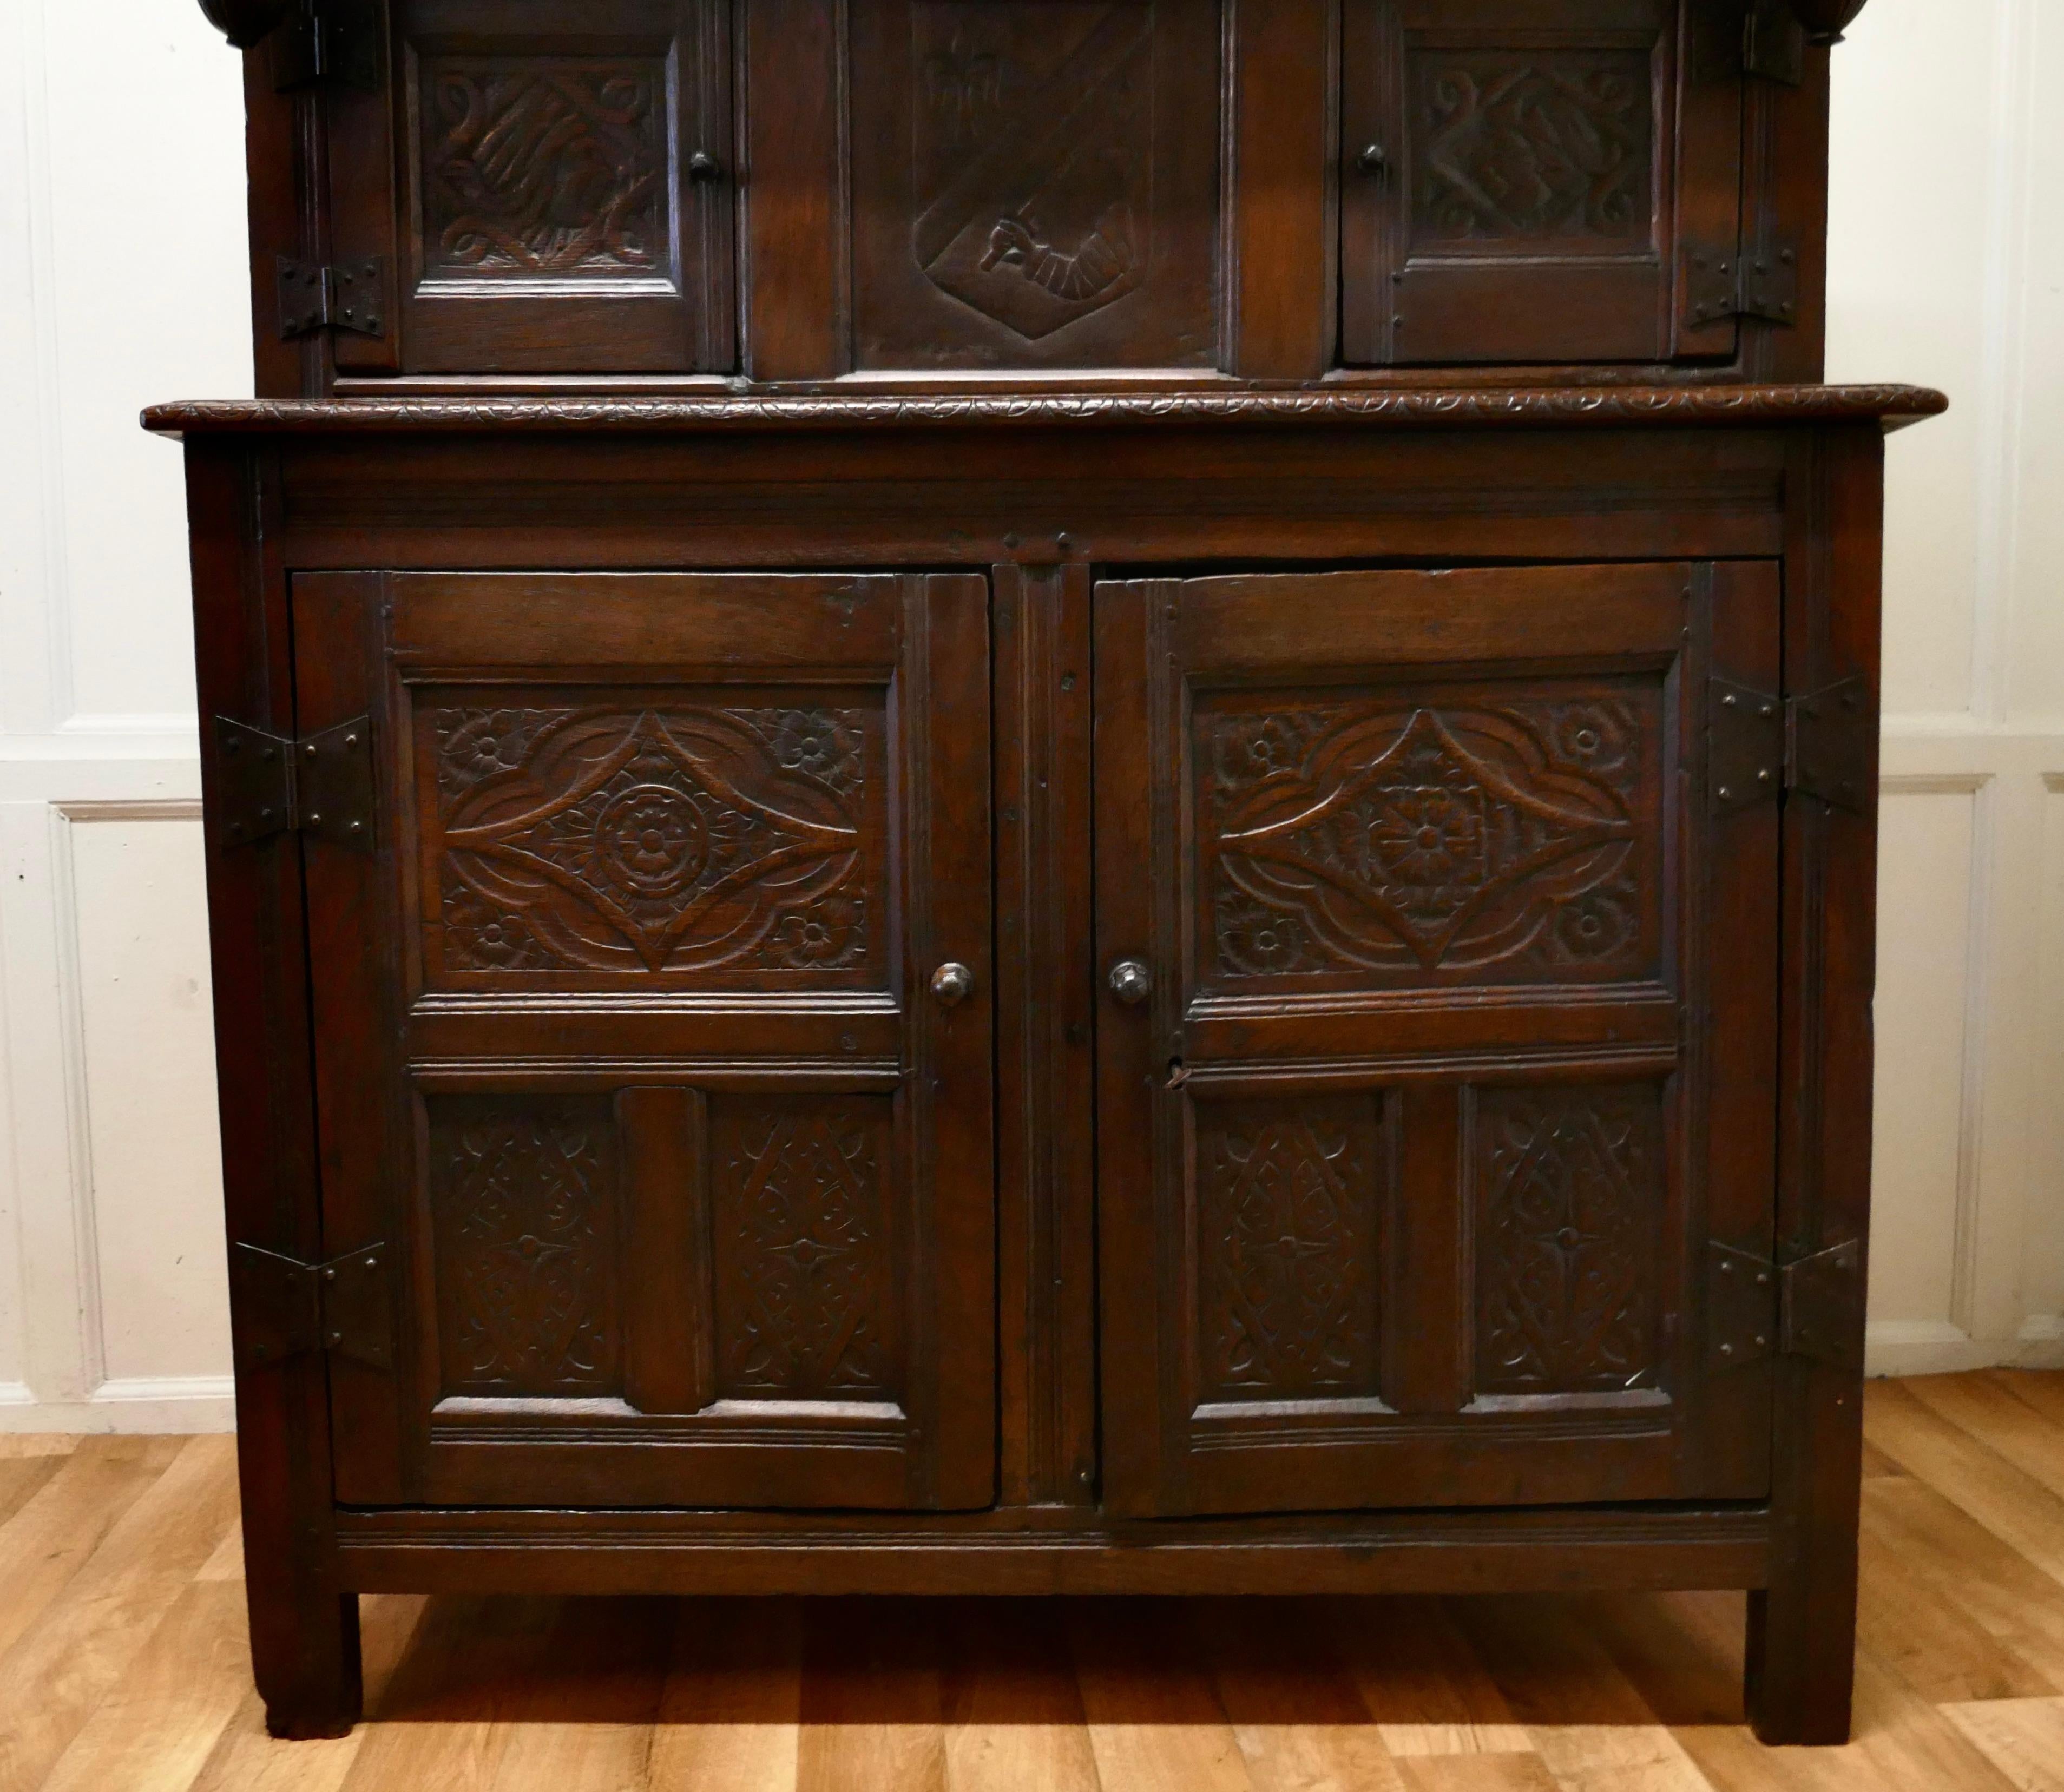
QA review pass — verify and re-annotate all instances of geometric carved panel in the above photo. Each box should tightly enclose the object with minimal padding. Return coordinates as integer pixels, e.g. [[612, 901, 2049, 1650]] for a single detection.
[[711, 1096, 897, 1401], [909, 2, 1153, 340], [1409, 50, 1654, 251], [423, 696, 883, 983], [851, 0, 1220, 370], [1198, 687, 1658, 989], [1195, 1098, 1386, 1404], [427, 1096, 621, 1398], [418, 56, 673, 281], [1475, 1084, 1662, 1394]]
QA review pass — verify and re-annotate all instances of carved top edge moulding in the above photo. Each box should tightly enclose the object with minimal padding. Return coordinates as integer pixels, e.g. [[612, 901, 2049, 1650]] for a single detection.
[[143, 384, 1948, 438]]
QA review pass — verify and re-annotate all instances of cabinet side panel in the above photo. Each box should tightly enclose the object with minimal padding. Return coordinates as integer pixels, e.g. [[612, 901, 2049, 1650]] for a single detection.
[[1748, 425, 1884, 1744], [187, 443, 361, 1734]]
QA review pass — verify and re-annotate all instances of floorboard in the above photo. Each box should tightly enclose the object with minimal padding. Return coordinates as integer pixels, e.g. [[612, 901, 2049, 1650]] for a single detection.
[[0, 1372, 2056, 1791]]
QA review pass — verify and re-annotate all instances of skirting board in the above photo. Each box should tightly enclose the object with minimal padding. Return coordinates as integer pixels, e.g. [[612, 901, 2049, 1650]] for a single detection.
[[0, 1375, 235, 1434], [1866, 1319, 2064, 1378], [3, 1338, 2056, 1432]]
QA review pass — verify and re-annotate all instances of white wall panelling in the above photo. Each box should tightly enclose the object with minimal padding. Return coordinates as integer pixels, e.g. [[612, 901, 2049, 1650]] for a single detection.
[[0, 0, 243, 1431], [1836, 0, 2064, 1374], [0, 1, 2059, 1429]]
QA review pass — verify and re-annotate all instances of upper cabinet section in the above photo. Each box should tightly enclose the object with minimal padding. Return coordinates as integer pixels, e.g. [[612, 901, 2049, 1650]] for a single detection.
[[217, 0, 1863, 392], [328, 0, 734, 373], [1341, 0, 1746, 366]]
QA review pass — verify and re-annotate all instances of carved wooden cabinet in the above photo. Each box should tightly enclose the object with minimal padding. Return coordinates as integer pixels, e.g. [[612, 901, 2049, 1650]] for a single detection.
[[159, 0, 1933, 1749]]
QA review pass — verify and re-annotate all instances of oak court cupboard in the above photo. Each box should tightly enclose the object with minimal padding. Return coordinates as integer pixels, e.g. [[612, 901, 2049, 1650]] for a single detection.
[[153, 0, 1942, 1746]]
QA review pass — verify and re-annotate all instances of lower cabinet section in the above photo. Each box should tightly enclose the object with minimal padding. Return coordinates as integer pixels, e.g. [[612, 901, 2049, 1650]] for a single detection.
[[288, 558, 1786, 1520]]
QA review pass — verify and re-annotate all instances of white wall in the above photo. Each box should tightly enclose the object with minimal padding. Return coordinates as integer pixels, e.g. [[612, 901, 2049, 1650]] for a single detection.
[[1835, 0, 2064, 1374], [0, 2, 2056, 1432], [0, 0, 248, 1428]]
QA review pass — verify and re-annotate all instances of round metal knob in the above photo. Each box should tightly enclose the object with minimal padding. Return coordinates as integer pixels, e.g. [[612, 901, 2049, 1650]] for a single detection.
[[930, 962, 974, 1007], [688, 151, 724, 182], [1108, 959, 1152, 1006], [1357, 142, 1389, 177]]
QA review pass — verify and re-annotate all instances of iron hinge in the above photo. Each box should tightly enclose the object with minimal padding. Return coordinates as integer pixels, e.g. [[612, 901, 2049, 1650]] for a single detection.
[[1709, 678, 1786, 814], [276, 255, 388, 339], [1708, 675, 1874, 814], [213, 714, 374, 851], [1685, 239, 1800, 330], [1708, 1243, 1779, 1372], [230, 1241, 393, 1371], [1787, 675, 1874, 813], [1707, 1238, 1864, 1374], [1782, 1238, 1866, 1372], [270, 0, 379, 90]]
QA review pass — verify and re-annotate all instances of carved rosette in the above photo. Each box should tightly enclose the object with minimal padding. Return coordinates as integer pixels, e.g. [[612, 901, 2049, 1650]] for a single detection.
[[427, 703, 876, 979], [1199, 696, 1655, 986]]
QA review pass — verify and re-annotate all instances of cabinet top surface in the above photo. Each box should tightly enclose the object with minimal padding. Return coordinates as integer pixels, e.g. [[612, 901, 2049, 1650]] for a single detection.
[[144, 383, 1947, 439]]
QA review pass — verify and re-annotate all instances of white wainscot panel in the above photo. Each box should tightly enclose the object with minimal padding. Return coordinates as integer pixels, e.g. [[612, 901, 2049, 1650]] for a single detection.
[[1867, 782, 1984, 1371], [67, 807, 231, 1393], [2030, 779, 2064, 1359]]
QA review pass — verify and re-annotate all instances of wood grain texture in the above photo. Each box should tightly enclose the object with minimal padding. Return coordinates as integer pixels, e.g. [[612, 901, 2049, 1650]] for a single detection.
[[0, 1372, 2055, 1789]]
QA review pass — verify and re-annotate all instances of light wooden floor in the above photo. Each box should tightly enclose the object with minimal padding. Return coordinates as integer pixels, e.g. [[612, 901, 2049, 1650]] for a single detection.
[[1, 1373, 2061, 1791]]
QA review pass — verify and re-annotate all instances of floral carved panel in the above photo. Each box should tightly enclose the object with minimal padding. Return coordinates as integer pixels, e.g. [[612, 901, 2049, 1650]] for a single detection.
[[420, 696, 885, 984], [417, 56, 672, 280], [1409, 49, 1655, 250], [1196, 686, 1661, 989], [1475, 1085, 1662, 1394], [1195, 1098, 1386, 1404], [428, 1096, 621, 1398], [711, 1097, 897, 1401]]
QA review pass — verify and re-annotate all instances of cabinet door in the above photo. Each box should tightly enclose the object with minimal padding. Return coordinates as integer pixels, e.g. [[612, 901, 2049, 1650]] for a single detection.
[[334, 0, 735, 373], [296, 572, 992, 1509], [1094, 563, 1779, 1516], [1340, 0, 1746, 366]]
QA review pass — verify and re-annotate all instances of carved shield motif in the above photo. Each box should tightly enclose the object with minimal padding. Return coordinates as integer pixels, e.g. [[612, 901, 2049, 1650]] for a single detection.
[[910, 3, 1155, 341]]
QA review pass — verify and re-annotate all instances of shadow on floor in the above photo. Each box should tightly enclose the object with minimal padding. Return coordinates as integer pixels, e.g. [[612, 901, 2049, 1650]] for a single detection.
[[359, 1590, 1756, 1730]]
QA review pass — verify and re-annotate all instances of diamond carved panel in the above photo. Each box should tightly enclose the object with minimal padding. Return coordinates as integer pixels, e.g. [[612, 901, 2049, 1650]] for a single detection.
[[1475, 1085, 1662, 1394], [1195, 1098, 1387, 1403], [1197, 688, 1659, 989], [711, 1097, 897, 1401], [428, 1096, 621, 1398], [418, 56, 672, 280], [422, 698, 884, 984], [1409, 49, 1655, 251], [910, 2, 1154, 341]]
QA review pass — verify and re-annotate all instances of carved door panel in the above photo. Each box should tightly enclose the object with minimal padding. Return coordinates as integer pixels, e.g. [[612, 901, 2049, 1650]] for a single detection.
[[295, 571, 993, 1510], [1094, 563, 1781, 1516], [331, 0, 735, 374], [1340, 0, 1747, 366], [847, 0, 1221, 370]]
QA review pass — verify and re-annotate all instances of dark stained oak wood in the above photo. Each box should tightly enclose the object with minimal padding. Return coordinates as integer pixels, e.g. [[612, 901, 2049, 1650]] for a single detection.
[[1092, 563, 1780, 1518], [174, 0, 1903, 1749], [295, 570, 996, 1512]]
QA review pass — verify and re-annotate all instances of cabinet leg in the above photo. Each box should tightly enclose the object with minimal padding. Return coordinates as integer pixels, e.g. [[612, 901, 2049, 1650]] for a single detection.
[[1744, 1576, 1856, 1746], [250, 1580, 363, 1740], [236, 1368, 364, 1739]]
